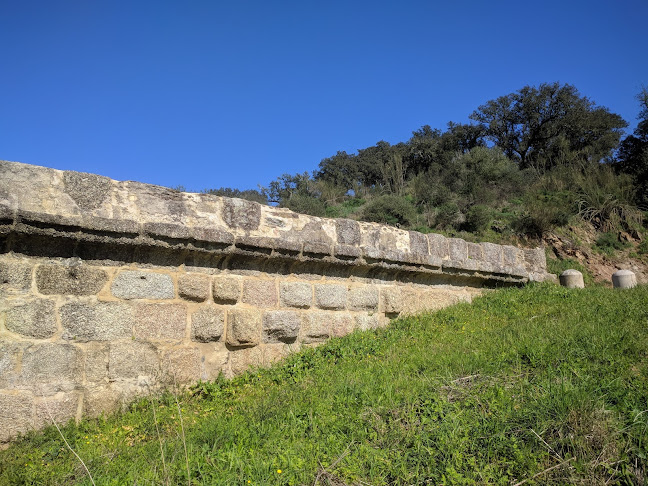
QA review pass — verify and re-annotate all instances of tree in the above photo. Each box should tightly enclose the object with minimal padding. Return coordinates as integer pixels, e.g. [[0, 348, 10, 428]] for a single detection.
[[616, 87, 648, 206], [470, 82, 627, 172]]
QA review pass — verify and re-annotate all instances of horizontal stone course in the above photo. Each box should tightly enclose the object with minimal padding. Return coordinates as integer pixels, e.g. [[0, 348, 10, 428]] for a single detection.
[[111, 271, 174, 299]]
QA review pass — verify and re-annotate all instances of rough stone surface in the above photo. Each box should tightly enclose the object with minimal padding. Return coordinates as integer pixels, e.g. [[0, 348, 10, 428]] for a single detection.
[[355, 313, 380, 331], [178, 273, 211, 302], [20, 343, 82, 393], [263, 310, 300, 343], [0, 392, 34, 442], [111, 271, 174, 299], [409, 231, 429, 258], [5, 298, 57, 338], [427, 233, 449, 260], [63, 171, 112, 211], [191, 305, 224, 342], [222, 198, 261, 230], [59, 301, 133, 341], [134, 303, 186, 341], [36, 263, 108, 295], [301, 312, 331, 343], [227, 309, 261, 347], [84, 344, 109, 383], [108, 342, 159, 380], [212, 276, 241, 304], [315, 284, 347, 310], [348, 286, 379, 311], [242, 279, 277, 308], [0, 342, 22, 388], [161, 347, 202, 384], [381, 287, 402, 314], [0, 260, 32, 292], [448, 238, 468, 263], [559, 269, 585, 289], [280, 282, 312, 308], [336, 219, 360, 245], [33, 392, 80, 429], [612, 269, 637, 289]]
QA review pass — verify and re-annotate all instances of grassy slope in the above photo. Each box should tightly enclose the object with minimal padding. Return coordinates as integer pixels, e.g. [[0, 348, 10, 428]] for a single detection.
[[1, 284, 647, 485]]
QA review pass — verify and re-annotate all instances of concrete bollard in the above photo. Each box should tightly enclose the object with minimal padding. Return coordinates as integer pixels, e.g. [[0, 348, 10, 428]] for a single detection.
[[559, 269, 584, 288], [612, 269, 637, 289]]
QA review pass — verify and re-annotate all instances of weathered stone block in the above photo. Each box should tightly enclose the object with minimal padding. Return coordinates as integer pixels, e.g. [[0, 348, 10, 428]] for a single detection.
[[242, 279, 277, 308], [84, 344, 109, 383], [20, 343, 82, 392], [409, 231, 429, 258], [467, 243, 483, 261], [380, 287, 402, 314], [111, 270, 174, 299], [226, 309, 261, 347], [314, 284, 347, 310], [0, 391, 34, 443], [191, 305, 224, 342], [63, 170, 112, 212], [336, 219, 360, 246], [524, 247, 546, 269], [448, 238, 467, 262], [355, 313, 380, 331], [33, 392, 80, 430], [60, 301, 133, 341], [212, 275, 241, 304], [331, 313, 354, 337], [161, 347, 202, 384], [0, 260, 32, 292], [83, 385, 123, 417], [348, 286, 379, 311], [143, 221, 191, 239], [427, 233, 449, 260], [0, 342, 22, 388], [178, 273, 210, 302], [5, 298, 57, 338], [300, 312, 331, 343], [263, 310, 300, 343], [502, 245, 521, 267], [108, 342, 159, 380], [36, 263, 108, 295], [195, 342, 229, 381], [134, 303, 186, 341], [222, 198, 261, 230], [280, 282, 312, 308], [481, 242, 503, 267]]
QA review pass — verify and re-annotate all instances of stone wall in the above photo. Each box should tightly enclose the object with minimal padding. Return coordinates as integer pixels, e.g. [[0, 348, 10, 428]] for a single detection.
[[0, 160, 554, 443]]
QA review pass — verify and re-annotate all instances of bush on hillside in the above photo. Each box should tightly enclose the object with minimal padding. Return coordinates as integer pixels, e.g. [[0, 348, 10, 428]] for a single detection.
[[360, 194, 417, 226]]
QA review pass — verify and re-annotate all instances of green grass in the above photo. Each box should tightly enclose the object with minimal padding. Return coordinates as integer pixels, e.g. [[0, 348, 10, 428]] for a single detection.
[[2, 284, 647, 485]]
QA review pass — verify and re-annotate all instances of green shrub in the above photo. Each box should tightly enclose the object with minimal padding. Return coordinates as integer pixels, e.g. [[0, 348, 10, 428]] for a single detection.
[[285, 193, 327, 217], [594, 231, 630, 255], [461, 205, 492, 233], [360, 194, 417, 226]]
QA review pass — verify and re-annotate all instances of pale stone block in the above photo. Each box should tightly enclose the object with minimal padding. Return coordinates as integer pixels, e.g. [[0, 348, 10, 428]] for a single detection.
[[380, 287, 402, 314], [111, 270, 174, 299], [348, 286, 379, 311], [331, 313, 355, 337], [5, 298, 57, 339], [280, 282, 312, 308], [178, 273, 210, 302], [336, 219, 360, 246], [427, 233, 449, 260], [300, 312, 331, 344], [226, 309, 261, 347], [212, 275, 241, 304], [0, 391, 34, 443], [0, 342, 21, 388], [134, 303, 187, 341], [161, 347, 202, 385], [60, 301, 133, 341], [108, 342, 159, 380], [448, 238, 468, 262], [222, 198, 261, 230], [195, 342, 229, 381], [355, 313, 380, 331], [36, 263, 108, 295], [191, 305, 224, 342], [242, 279, 277, 308], [84, 344, 109, 383], [20, 343, 83, 393], [263, 310, 300, 343], [83, 385, 123, 417], [314, 284, 347, 310], [229, 344, 292, 375], [33, 392, 80, 429]]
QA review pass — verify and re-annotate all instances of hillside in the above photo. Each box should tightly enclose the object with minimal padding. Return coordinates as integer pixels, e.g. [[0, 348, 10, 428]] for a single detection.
[[1, 283, 646, 485]]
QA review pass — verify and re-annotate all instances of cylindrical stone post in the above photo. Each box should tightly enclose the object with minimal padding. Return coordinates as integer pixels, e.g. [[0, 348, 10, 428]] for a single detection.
[[559, 269, 584, 288], [612, 269, 637, 289]]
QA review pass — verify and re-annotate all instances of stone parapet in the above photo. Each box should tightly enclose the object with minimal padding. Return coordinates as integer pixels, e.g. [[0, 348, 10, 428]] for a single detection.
[[0, 160, 555, 443]]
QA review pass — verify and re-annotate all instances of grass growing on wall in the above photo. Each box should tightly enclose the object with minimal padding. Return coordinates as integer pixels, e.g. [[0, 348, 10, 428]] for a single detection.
[[1, 283, 647, 485]]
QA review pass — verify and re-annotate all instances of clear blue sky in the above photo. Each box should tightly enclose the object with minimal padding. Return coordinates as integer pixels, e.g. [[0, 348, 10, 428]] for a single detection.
[[1, 0, 647, 192]]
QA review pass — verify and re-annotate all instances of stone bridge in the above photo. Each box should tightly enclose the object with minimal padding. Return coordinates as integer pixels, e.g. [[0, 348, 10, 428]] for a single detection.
[[0, 160, 554, 443]]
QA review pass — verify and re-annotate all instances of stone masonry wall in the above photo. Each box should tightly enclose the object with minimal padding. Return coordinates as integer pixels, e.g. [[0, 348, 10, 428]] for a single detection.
[[0, 160, 555, 443]]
